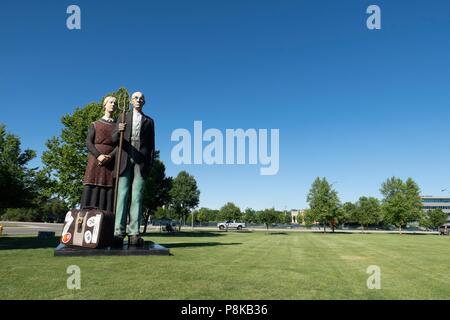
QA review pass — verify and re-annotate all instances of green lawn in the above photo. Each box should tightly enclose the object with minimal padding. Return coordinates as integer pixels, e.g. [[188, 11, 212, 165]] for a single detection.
[[0, 231, 449, 299]]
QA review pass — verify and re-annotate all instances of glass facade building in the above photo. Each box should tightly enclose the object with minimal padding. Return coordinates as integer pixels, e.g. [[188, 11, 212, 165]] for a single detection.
[[421, 196, 450, 221]]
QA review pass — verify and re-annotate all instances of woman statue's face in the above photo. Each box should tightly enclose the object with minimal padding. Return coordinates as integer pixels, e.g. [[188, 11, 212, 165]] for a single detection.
[[104, 98, 116, 113]]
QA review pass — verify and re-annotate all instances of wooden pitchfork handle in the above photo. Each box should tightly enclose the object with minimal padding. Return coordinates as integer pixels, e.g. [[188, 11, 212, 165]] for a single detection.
[[113, 96, 128, 216]]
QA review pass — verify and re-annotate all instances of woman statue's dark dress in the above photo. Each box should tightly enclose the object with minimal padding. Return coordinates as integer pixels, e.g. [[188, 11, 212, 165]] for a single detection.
[[80, 119, 117, 213]]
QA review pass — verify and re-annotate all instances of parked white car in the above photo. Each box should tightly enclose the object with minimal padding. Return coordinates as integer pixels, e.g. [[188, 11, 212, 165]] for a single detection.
[[439, 223, 450, 235], [217, 220, 246, 230]]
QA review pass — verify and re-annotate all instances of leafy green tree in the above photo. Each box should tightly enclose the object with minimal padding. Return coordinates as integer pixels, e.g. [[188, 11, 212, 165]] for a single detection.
[[405, 178, 423, 221], [1, 208, 40, 222], [380, 177, 423, 233], [331, 207, 346, 231], [355, 196, 382, 230], [0, 124, 66, 221], [219, 202, 242, 221], [258, 208, 280, 230], [341, 202, 358, 224], [154, 207, 178, 221], [142, 152, 173, 233], [1, 197, 68, 222], [195, 207, 219, 224], [169, 171, 200, 228], [306, 177, 341, 232], [279, 210, 291, 224], [302, 209, 316, 227], [420, 209, 448, 230], [41, 88, 129, 207], [242, 208, 257, 223], [0, 124, 38, 212], [41, 197, 69, 222]]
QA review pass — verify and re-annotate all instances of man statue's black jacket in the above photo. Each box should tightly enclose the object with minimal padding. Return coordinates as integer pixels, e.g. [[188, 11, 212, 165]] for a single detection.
[[112, 111, 155, 178]]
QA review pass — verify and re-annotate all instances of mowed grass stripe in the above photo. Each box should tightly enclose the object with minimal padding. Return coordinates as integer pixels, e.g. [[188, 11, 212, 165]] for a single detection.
[[0, 231, 449, 299]]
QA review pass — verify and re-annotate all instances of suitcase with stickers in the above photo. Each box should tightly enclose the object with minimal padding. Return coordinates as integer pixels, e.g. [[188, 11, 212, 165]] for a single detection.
[[60, 208, 114, 248]]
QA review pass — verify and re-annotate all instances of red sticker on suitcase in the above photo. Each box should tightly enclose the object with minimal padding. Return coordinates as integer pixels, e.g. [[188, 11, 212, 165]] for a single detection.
[[62, 232, 72, 244]]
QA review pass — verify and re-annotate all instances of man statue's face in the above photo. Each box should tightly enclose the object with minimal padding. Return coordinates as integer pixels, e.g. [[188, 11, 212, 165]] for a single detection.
[[131, 92, 145, 110]]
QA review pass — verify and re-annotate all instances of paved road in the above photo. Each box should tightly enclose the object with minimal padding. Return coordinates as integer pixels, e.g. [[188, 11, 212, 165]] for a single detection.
[[0, 222, 156, 236], [0, 222, 63, 236], [0, 221, 440, 236]]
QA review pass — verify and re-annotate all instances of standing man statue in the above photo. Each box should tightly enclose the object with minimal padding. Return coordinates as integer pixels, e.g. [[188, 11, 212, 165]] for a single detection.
[[113, 91, 155, 247]]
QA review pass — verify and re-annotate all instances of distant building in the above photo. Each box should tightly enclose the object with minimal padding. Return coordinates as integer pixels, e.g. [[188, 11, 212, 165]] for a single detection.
[[421, 196, 450, 222], [291, 209, 306, 224]]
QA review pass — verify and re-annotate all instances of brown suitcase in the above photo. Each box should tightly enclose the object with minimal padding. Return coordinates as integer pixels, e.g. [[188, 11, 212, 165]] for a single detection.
[[60, 208, 114, 248]]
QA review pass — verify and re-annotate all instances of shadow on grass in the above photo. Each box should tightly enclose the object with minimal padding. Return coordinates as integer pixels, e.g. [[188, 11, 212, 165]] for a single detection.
[[218, 230, 253, 233], [160, 242, 242, 249], [0, 236, 60, 250], [142, 231, 225, 238], [268, 232, 289, 235]]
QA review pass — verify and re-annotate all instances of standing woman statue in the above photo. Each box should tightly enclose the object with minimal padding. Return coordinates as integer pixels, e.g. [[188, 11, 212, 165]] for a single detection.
[[80, 96, 118, 213]]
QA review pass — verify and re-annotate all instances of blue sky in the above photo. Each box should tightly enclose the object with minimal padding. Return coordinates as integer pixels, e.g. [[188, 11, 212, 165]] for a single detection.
[[1, 0, 450, 210]]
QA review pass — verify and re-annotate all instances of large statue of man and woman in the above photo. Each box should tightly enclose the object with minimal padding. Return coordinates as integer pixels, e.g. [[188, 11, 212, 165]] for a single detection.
[[80, 92, 155, 247]]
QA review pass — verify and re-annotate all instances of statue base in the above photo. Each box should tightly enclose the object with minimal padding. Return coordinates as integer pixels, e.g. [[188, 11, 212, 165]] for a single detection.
[[54, 241, 170, 256]]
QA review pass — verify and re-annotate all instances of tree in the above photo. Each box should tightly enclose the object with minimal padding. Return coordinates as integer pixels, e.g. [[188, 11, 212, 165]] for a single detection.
[[0, 124, 39, 212], [306, 177, 341, 232], [258, 208, 280, 230], [420, 209, 448, 230], [154, 207, 178, 221], [169, 171, 200, 228], [405, 178, 423, 222], [41, 88, 129, 207], [242, 208, 257, 223], [302, 209, 316, 227], [219, 202, 242, 221], [279, 210, 291, 224], [141, 151, 173, 233], [355, 196, 382, 230], [39, 197, 69, 222], [341, 202, 358, 225], [1, 197, 68, 222], [154, 207, 178, 220], [195, 207, 219, 224], [380, 177, 423, 233], [0, 125, 66, 222]]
